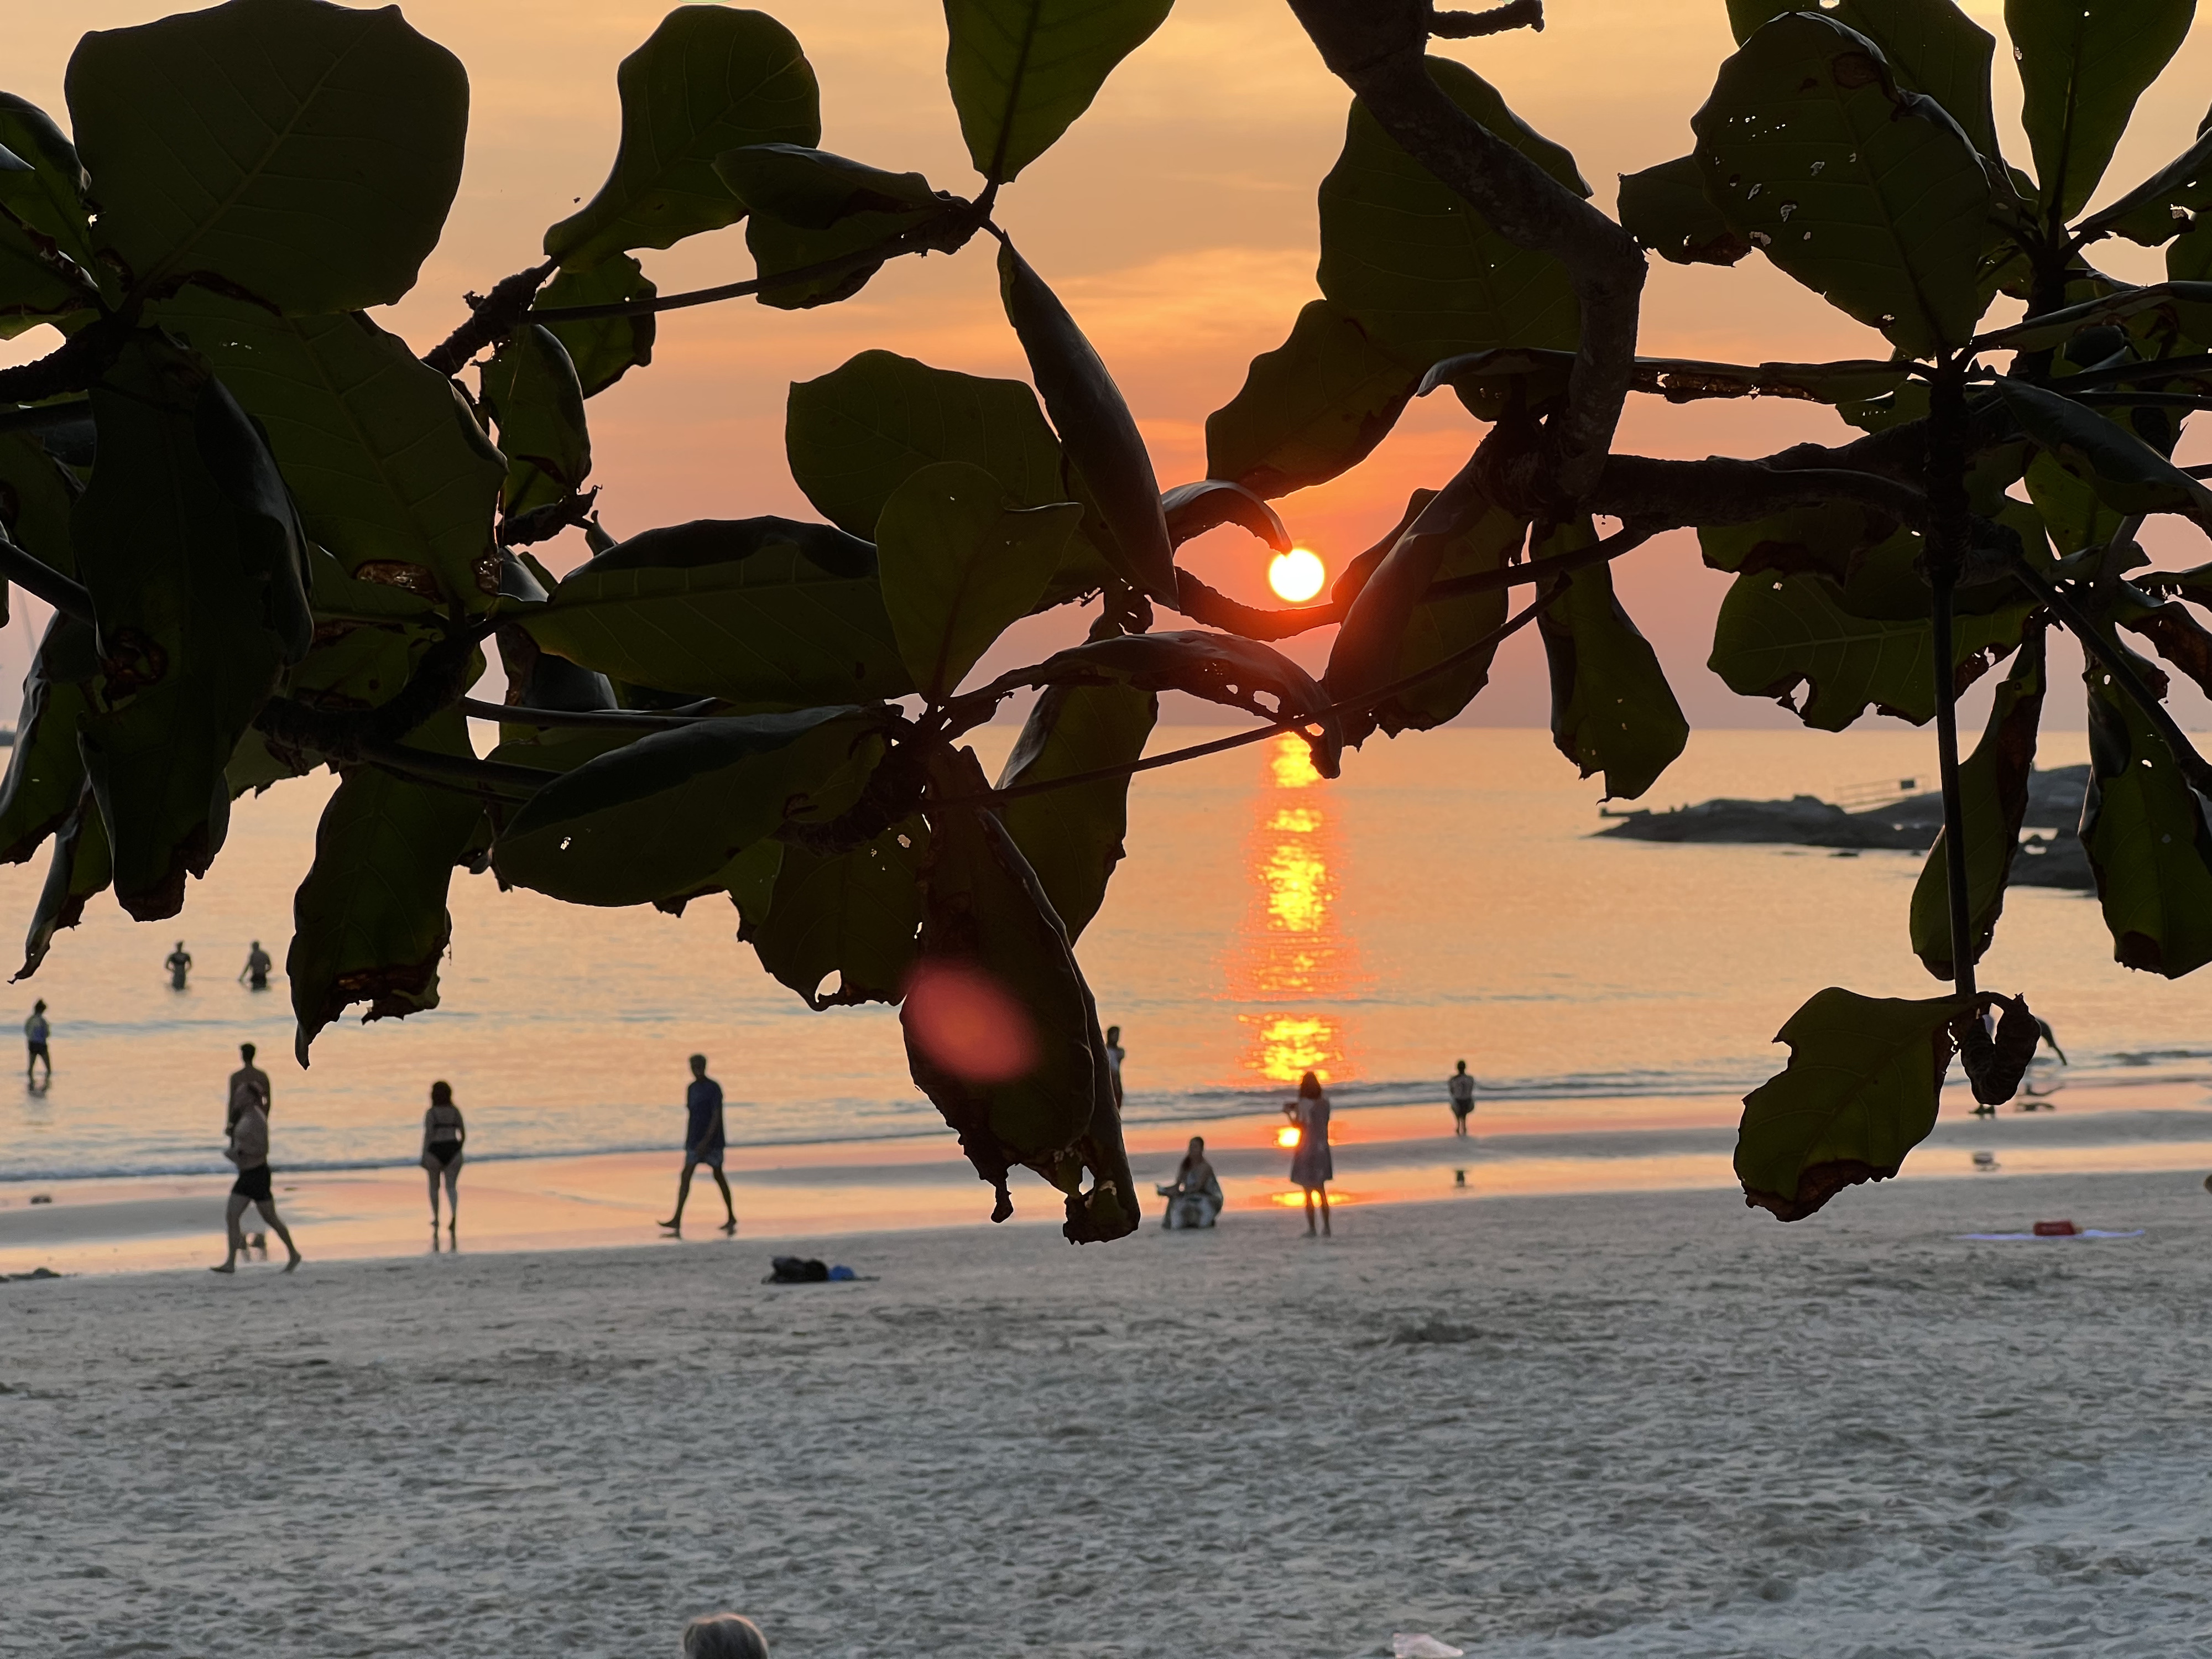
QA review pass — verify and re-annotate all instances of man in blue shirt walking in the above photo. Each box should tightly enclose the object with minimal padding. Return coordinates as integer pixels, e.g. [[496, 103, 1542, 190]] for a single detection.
[[660, 1053, 736, 1235]]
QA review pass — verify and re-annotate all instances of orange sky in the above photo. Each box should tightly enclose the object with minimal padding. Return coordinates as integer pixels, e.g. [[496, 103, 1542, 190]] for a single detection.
[[9, 1, 2212, 733]]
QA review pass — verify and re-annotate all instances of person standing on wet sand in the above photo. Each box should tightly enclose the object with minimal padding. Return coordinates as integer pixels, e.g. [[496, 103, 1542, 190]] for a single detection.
[[1285, 1071, 1333, 1238], [213, 1082, 300, 1273], [1448, 1060, 1476, 1137], [421, 1081, 465, 1234], [1104, 1025, 1126, 1109], [238, 941, 273, 991], [24, 999, 50, 1084], [661, 1053, 736, 1235], [165, 941, 192, 990]]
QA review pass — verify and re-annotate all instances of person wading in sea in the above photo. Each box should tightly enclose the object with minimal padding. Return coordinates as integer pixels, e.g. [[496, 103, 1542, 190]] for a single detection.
[[1448, 1060, 1477, 1137], [213, 1079, 300, 1273], [24, 999, 50, 1085], [238, 941, 273, 991], [421, 1081, 465, 1236], [165, 941, 192, 990], [660, 1053, 736, 1235]]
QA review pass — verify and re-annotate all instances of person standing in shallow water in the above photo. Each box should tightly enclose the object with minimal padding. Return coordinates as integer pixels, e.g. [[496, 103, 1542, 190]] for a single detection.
[[421, 1081, 465, 1234], [23, 999, 49, 1085], [661, 1053, 735, 1235], [238, 941, 273, 991], [1285, 1070, 1333, 1238], [1448, 1059, 1477, 1137], [1104, 1025, 1126, 1109], [165, 941, 192, 990]]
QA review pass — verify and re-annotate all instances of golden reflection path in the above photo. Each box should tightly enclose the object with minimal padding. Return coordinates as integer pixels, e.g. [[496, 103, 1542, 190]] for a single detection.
[[1222, 734, 1365, 1087]]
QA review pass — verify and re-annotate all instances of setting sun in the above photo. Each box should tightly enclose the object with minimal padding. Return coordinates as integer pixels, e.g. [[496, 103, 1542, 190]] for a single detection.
[[1267, 547, 1326, 603]]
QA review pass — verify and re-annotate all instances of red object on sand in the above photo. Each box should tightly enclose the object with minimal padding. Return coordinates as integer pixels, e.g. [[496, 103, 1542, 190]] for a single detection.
[[2033, 1219, 2080, 1237]]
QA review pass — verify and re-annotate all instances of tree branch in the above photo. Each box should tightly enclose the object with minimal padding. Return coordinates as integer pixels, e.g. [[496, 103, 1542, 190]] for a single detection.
[[1589, 455, 1929, 528], [0, 313, 133, 405], [457, 697, 705, 732], [0, 533, 93, 624], [422, 262, 556, 377], [1430, 0, 1544, 38]]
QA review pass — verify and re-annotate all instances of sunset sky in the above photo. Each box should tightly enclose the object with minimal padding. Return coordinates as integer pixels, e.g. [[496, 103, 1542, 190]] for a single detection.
[[10, 0, 2212, 734]]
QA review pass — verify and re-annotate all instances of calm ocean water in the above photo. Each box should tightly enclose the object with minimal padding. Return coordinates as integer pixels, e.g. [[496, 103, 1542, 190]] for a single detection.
[[0, 723, 2203, 1185]]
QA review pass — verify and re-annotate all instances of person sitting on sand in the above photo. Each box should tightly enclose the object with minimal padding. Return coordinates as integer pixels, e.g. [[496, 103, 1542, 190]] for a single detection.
[[227, 1043, 271, 1134], [422, 1081, 466, 1234], [1156, 1135, 1223, 1230], [165, 941, 192, 990], [24, 999, 49, 1085], [1285, 1071, 1334, 1238], [681, 1613, 769, 1658], [661, 1053, 737, 1235], [1448, 1060, 1476, 1136], [238, 941, 273, 991], [213, 1086, 300, 1274]]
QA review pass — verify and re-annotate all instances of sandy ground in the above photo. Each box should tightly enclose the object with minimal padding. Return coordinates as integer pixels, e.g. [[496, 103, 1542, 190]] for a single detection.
[[4, 1169, 2211, 1658]]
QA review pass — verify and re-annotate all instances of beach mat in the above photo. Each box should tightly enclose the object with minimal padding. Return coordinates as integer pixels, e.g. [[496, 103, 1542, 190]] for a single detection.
[[1955, 1229, 2144, 1241]]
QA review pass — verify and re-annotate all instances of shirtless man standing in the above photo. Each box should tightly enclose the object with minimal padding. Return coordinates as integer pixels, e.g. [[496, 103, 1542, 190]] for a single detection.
[[228, 1043, 272, 1133], [238, 941, 273, 991], [165, 941, 192, 990], [213, 1084, 300, 1273]]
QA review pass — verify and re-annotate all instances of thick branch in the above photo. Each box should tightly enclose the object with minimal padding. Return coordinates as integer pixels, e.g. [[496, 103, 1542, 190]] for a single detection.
[[1430, 0, 1543, 38], [0, 314, 132, 405], [1170, 571, 1343, 639], [422, 262, 556, 377], [1285, 0, 1644, 498], [0, 534, 93, 624]]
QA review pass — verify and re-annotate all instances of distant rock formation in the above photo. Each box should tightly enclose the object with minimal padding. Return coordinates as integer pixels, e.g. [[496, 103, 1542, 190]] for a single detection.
[[1596, 765, 2093, 889]]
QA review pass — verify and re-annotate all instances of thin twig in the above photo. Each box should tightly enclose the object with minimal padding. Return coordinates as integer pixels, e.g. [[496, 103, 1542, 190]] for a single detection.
[[356, 737, 546, 797], [0, 399, 91, 435], [457, 697, 706, 732]]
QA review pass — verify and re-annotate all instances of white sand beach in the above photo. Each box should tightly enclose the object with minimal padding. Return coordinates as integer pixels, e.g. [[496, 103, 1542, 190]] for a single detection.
[[6, 1168, 2210, 1658]]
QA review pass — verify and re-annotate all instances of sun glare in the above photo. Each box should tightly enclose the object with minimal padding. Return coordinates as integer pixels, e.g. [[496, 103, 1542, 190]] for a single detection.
[[1267, 547, 1326, 603], [1276, 1125, 1302, 1148]]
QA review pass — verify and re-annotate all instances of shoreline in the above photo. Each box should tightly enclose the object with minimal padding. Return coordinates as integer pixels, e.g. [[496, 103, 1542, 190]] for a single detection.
[[4, 1081, 2207, 1279]]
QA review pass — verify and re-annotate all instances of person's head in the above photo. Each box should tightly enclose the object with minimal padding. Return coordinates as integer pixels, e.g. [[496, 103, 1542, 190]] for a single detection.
[[431, 1081, 453, 1107], [32, 999, 44, 1014], [1182, 1135, 1206, 1169], [1298, 1071, 1322, 1100], [1454, 1059, 1466, 1074], [1106, 1025, 1120, 1044], [175, 940, 184, 949], [681, 1613, 768, 1659], [240, 1042, 256, 1063], [251, 938, 260, 948], [689, 1053, 708, 1078]]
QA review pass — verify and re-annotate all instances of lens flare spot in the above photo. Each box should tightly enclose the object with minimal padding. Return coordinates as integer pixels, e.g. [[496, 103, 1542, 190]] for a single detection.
[[1268, 547, 1326, 602], [901, 959, 1038, 1083], [1276, 1125, 1302, 1148]]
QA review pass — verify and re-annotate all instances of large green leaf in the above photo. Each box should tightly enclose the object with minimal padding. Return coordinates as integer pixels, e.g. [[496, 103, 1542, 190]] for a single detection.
[[65, 0, 466, 311], [17, 785, 111, 982], [149, 287, 506, 610], [1318, 57, 1588, 372], [2076, 127, 2212, 247], [998, 241, 1176, 599], [0, 93, 95, 269], [0, 431, 81, 575], [525, 517, 913, 706], [1736, 987, 1969, 1220], [0, 217, 97, 339], [536, 255, 657, 397], [745, 818, 925, 1008], [0, 615, 96, 865], [1538, 544, 1688, 801], [544, 6, 820, 269], [1708, 568, 2034, 730], [1203, 300, 1418, 498], [75, 334, 313, 920], [877, 460, 1077, 699], [786, 349, 1066, 536], [493, 708, 879, 906], [478, 325, 592, 519], [715, 144, 954, 309], [2007, 0, 2194, 222], [943, 0, 1172, 185], [1694, 12, 1992, 357], [2081, 656, 2212, 977], [1618, 154, 1752, 267], [1731, 0, 2002, 159], [1997, 379, 2212, 518], [1910, 625, 2047, 978], [997, 679, 1156, 942]]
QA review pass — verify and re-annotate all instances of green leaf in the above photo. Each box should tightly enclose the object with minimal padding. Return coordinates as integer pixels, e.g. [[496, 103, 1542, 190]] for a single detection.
[[1015, 630, 1344, 776], [0, 430, 82, 575], [2077, 127, 2212, 247], [1693, 12, 1992, 357], [75, 333, 314, 920], [525, 517, 914, 706], [716, 144, 955, 309], [2023, 450, 2124, 556], [877, 460, 1077, 699], [0, 615, 96, 865], [0, 211, 99, 340], [1735, 987, 1969, 1220], [149, 287, 507, 611], [536, 255, 658, 397], [0, 92, 95, 268], [544, 6, 820, 269], [745, 818, 925, 1008], [1161, 480, 1289, 553], [997, 240, 1176, 599], [1618, 154, 1753, 267], [2081, 655, 2212, 977], [1318, 58, 1588, 372], [1538, 540, 1688, 801], [1708, 567, 2034, 730], [1996, 379, 2212, 518], [1910, 624, 2047, 978], [493, 708, 880, 906], [943, 0, 1172, 186], [17, 785, 111, 982], [997, 680, 1157, 942], [1323, 469, 1525, 741], [787, 349, 1068, 535], [1203, 300, 1418, 499], [286, 707, 487, 1062], [66, 0, 467, 311], [1698, 499, 1901, 576], [1729, 0, 2001, 158], [2007, 0, 2193, 222], [478, 325, 592, 519]]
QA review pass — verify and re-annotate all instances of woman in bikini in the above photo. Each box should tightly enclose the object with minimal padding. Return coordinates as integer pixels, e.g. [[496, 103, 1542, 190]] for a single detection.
[[421, 1081, 466, 1234]]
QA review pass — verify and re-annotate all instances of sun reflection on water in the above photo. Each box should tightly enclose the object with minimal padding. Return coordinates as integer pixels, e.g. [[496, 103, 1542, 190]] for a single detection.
[[1225, 734, 1363, 1087]]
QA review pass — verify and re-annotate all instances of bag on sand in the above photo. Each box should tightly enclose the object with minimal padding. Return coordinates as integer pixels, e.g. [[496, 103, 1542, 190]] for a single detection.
[[768, 1256, 830, 1283]]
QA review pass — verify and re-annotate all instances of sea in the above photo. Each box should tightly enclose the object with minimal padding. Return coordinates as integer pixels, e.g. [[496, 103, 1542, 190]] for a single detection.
[[0, 724, 2205, 1188]]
